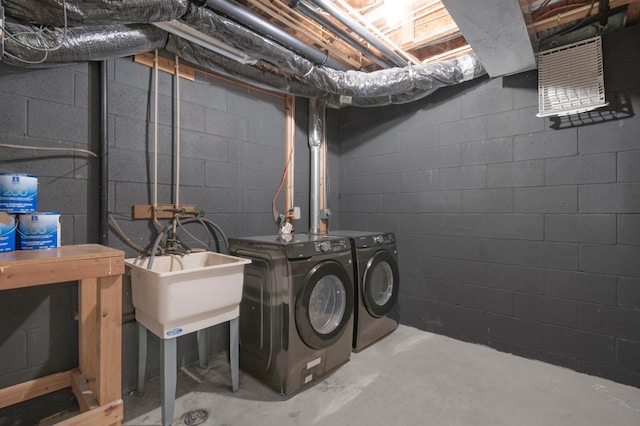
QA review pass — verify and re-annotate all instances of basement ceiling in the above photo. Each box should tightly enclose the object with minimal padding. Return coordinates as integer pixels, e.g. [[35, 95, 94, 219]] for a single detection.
[[232, 0, 640, 74]]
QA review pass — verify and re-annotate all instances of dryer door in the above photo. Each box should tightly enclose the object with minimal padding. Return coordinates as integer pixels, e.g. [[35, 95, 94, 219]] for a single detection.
[[295, 261, 354, 350], [363, 250, 399, 318]]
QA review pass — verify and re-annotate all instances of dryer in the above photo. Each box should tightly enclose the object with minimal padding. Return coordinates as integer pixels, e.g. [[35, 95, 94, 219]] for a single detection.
[[331, 230, 399, 352], [228, 234, 354, 395]]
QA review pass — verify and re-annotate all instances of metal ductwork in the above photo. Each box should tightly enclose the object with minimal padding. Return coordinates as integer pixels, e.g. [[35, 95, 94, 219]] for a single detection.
[[203, 0, 348, 71], [440, 0, 537, 77], [288, 0, 393, 70], [306, 0, 409, 68], [0, 0, 486, 108]]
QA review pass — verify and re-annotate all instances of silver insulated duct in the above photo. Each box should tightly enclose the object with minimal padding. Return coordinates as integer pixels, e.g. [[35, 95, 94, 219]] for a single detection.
[[0, 0, 486, 107]]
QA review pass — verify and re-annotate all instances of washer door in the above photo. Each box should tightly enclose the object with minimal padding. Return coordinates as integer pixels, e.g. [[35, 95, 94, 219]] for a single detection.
[[363, 250, 399, 318], [295, 261, 354, 350]]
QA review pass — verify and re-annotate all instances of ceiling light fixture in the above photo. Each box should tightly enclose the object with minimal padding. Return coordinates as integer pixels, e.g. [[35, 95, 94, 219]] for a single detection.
[[154, 20, 257, 65]]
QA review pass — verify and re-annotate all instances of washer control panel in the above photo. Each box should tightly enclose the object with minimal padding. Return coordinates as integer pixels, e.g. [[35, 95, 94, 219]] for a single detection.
[[287, 237, 351, 258]]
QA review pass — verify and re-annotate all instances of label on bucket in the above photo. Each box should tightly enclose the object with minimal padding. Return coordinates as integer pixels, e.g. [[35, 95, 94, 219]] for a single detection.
[[0, 174, 38, 213], [166, 328, 183, 337], [17, 212, 61, 250], [0, 212, 16, 252]]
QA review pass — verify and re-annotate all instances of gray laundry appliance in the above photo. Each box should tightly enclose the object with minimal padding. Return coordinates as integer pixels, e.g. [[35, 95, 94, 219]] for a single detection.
[[228, 234, 354, 395], [330, 230, 399, 352]]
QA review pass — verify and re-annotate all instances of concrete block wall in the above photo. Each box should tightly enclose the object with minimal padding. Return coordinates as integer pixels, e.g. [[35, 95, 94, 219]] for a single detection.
[[337, 45, 640, 386], [0, 57, 316, 424]]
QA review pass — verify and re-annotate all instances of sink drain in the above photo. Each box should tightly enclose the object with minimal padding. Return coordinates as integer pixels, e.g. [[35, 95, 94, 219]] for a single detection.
[[183, 409, 209, 425]]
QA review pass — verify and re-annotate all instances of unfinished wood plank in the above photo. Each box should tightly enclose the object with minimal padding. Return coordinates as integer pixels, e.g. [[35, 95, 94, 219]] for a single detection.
[[0, 244, 124, 266], [0, 256, 124, 290], [531, 0, 640, 32], [55, 399, 123, 426], [70, 369, 99, 413], [253, 0, 361, 67], [132, 204, 198, 220], [0, 245, 124, 290], [0, 371, 71, 409], [79, 278, 98, 393], [134, 53, 196, 80], [96, 275, 122, 406]]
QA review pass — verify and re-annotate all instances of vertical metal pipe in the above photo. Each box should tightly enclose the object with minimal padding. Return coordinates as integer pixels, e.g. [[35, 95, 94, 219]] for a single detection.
[[99, 60, 108, 246], [308, 98, 324, 234], [319, 117, 328, 233], [285, 95, 295, 224]]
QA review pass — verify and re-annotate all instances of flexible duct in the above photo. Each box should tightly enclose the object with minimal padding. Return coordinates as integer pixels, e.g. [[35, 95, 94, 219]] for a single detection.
[[3, 0, 190, 25], [2, 21, 167, 66], [1, 0, 486, 108]]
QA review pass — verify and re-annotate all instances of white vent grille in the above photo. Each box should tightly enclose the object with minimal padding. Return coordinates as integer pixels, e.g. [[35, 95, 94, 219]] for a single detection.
[[537, 36, 608, 117]]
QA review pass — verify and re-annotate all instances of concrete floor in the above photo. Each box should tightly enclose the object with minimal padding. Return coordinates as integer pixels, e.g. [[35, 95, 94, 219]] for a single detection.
[[123, 325, 640, 426]]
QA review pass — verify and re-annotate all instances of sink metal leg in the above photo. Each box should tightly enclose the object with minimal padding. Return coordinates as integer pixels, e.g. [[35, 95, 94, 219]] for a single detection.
[[197, 328, 208, 369], [137, 323, 147, 395], [230, 317, 239, 392], [160, 338, 177, 426]]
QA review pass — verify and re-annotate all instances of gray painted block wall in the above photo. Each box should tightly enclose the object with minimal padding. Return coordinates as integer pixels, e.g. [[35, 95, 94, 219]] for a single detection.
[[337, 48, 640, 386], [0, 57, 320, 424]]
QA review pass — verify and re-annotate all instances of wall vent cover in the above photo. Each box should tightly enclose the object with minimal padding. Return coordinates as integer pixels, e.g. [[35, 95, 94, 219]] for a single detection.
[[537, 36, 608, 117]]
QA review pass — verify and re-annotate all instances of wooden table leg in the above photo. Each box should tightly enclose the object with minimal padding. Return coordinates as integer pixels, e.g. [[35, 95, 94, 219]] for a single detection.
[[79, 278, 98, 393], [96, 274, 122, 425]]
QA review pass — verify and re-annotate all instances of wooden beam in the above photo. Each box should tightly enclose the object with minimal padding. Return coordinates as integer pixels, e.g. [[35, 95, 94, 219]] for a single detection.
[[0, 371, 71, 409], [249, 0, 363, 67], [96, 275, 122, 406], [531, 0, 640, 32], [79, 278, 98, 394], [134, 53, 196, 81], [0, 245, 125, 290], [55, 399, 123, 426], [70, 369, 99, 413]]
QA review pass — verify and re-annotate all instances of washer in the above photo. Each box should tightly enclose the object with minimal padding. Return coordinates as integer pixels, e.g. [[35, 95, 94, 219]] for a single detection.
[[331, 230, 400, 352], [228, 234, 354, 395]]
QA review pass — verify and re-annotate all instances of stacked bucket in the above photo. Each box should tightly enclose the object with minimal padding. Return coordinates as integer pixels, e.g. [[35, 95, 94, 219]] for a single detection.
[[0, 173, 61, 252]]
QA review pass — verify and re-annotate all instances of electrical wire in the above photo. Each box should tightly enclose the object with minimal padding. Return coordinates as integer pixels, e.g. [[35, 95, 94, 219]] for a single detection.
[[538, 0, 598, 40], [0, 143, 99, 157], [533, 1, 591, 22], [2, 0, 69, 64], [271, 137, 295, 222]]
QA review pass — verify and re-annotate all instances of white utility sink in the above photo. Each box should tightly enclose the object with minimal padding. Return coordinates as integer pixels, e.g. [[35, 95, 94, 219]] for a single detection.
[[125, 252, 250, 339]]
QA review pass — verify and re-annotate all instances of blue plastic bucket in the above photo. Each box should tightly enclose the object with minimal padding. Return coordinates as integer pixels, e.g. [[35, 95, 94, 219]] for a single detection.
[[0, 173, 38, 213], [0, 212, 16, 252], [17, 212, 61, 250]]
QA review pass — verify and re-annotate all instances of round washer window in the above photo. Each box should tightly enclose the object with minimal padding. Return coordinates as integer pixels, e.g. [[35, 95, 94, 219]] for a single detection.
[[363, 250, 399, 318], [295, 260, 354, 349], [309, 275, 347, 335], [368, 261, 394, 307]]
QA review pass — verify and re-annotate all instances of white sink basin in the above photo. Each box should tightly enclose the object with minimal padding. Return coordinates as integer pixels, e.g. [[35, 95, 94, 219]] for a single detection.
[[125, 252, 250, 339]]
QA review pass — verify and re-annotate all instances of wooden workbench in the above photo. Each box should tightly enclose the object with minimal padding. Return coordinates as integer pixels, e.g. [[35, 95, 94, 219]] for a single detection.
[[0, 244, 125, 425]]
